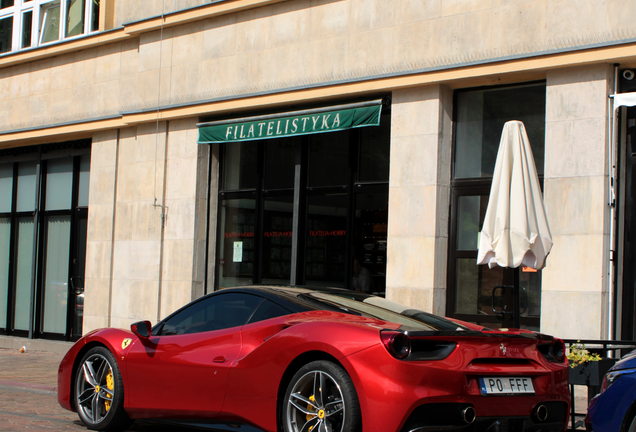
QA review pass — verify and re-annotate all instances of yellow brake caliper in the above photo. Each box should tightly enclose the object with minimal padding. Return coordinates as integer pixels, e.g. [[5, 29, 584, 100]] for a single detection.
[[104, 371, 114, 411], [306, 392, 326, 432], [306, 394, 317, 431]]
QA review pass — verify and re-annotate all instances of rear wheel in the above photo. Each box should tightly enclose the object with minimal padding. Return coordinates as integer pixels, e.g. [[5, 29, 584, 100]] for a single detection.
[[282, 360, 361, 432], [628, 415, 636, 432], [74, 346, 132, 431]]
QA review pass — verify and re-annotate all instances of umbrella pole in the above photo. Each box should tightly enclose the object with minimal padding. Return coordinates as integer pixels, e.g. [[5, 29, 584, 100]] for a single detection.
[[514, 267, 521, 329]]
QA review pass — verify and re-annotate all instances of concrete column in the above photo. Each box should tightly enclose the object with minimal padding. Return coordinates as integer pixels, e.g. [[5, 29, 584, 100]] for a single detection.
[[386, 85, 452, 316], [541, 64, 613, 339], [109, 125, 165, 329], [84, 129, 118, 334], [158, 118, 201, 320]]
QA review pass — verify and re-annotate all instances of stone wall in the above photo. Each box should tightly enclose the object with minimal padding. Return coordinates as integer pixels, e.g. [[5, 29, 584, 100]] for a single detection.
[[386, 85, 452, 316], [84, 120, 202, 332], [541, 64, 614, 339], [2, 0, 636, 134]]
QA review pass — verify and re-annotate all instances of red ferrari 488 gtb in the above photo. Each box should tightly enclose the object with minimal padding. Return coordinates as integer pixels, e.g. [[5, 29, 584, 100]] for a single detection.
[[57, 286, 570, 432]]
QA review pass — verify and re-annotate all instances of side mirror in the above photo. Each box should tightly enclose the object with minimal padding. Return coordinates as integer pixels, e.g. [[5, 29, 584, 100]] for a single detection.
[[131, 320, 152, 338]]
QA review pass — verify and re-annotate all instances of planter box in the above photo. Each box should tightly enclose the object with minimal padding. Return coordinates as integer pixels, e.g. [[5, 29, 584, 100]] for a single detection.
[[568, 358, 617, 386]]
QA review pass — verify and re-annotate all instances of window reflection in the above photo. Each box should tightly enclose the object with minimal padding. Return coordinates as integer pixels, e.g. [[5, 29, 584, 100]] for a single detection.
[[219, 199, 256, 288], [0, 164, 12, 213], [262, 196, 293, 284], [40, 1, 61, 44], [223, 142, 257, 190], [65, 0, 84, 37], [308, 131, 349, 187], [353, 192, 388, 295], [455, 84, 545, 179], [0, 16, 13, 53], [305, 194, 348, 288], [457, 195, 486, 250], [21, 10, 32, 48]]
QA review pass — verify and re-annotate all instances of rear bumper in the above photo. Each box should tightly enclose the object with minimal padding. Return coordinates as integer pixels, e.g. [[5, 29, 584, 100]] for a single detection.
[[401, 401, 568, 432]]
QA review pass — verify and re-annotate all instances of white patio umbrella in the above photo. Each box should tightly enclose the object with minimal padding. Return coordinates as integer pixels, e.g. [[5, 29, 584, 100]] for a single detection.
[[476, 121, 552, 327], [477, 120, 552, 270]]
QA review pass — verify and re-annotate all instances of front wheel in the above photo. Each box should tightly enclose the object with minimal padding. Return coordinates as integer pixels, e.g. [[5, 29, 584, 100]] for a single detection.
[[628, 414, 636, 432], [74, 346, 132, 431], [282, 360, 361, 432]]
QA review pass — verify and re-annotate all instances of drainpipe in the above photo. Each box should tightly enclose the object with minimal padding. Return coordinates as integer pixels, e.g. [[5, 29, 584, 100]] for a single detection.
[[607, 64, 619, 343], [28, 150, 42, 339]]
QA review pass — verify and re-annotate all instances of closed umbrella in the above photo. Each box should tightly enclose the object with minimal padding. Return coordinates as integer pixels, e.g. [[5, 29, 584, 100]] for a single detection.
[[476, 120, 552, 327]]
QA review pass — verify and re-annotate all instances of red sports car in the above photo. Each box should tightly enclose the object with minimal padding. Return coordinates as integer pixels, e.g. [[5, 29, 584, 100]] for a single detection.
[[57, 286, 570, 432]]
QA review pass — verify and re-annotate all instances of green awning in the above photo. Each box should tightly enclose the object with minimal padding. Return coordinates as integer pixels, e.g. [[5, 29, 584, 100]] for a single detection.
[[197, 99, 383, 144]]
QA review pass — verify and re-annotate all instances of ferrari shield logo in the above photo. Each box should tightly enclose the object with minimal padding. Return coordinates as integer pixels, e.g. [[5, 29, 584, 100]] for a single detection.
[[122, 338, 132, 349]]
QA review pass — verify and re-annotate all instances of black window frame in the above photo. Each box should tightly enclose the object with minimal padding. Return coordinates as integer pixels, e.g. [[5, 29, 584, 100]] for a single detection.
[[0, 140, 90, 341], [446, 81, 546, 330], [214, 104, 391, 294]]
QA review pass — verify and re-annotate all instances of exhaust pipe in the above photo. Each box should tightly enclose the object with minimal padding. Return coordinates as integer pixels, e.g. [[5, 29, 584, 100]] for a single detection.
[[462, 406, 476, 424], [534, 404, 548, 422]]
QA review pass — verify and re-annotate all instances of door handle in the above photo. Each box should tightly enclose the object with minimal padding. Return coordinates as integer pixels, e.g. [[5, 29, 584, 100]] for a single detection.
[[213, 356, 227, 363]]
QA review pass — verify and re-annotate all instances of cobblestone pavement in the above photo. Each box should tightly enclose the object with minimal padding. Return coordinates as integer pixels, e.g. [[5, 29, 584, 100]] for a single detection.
[[0, 347, 237, 432]]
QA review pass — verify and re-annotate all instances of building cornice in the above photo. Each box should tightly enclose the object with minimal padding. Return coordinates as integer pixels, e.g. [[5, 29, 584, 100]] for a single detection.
[[0, 0, 291, 69], [2, 40, 636, 148]]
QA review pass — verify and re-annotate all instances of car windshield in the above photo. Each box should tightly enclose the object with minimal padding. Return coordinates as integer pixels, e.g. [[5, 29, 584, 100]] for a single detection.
[[302, 291, 469, 332]]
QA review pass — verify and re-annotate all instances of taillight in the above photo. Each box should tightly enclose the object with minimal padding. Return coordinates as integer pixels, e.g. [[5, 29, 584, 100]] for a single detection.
[[538, 339, 566, 363], [381, 330, 411, 359], [552, 339, 565, 362]]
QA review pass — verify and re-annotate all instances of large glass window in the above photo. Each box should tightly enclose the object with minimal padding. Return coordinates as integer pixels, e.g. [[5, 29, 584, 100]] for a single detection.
[[0, 144, 90, 341], [216, 108, 391, 295], [0, 164, 12, 212], [41, 215, 71, 333], [305, 194, 348, 287], [21, 9, 31, 48], [14, 217, 34, 331], [223, 142, 258, 191], [262, 196, 293, 284], [40, 1, 60, 43], [308, 132, 350, 187], [0, 0, 98, 54], [352, 190, 388, 294], [45, 157, 73, 211], [0, 219, 10, 328], [0, 15, 12, 53], [16, 161, 37, 212], [448, 83, 545, 330], [218, 199, 256, 288]]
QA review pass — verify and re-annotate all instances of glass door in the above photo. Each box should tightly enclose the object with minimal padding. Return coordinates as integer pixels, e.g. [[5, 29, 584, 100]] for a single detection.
[[70, 208, 87, 338]]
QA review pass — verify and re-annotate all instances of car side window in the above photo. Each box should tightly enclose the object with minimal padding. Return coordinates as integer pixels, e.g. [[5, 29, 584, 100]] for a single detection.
[[247, 299, 291, 324], [159, 293, 263, 336]]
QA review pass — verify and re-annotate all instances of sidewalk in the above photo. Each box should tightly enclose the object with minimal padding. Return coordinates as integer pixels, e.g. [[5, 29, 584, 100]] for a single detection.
[[0, 346, 65, 393], [0, 345, 233, 431]]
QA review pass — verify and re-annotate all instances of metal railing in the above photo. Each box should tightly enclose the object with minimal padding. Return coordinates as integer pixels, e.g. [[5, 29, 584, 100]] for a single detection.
[[563, 339, 636, 430]]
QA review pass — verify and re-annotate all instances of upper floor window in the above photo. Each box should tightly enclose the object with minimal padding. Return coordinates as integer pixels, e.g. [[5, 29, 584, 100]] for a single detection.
[[0, 0, 99, 54]]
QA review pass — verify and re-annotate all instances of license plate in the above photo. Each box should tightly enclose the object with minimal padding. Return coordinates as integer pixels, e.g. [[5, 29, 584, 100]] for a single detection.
[[479, 377, 535, 395]]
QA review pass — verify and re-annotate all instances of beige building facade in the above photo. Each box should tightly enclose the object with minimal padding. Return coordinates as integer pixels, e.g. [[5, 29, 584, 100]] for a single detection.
[[1, 0, 636, 342]]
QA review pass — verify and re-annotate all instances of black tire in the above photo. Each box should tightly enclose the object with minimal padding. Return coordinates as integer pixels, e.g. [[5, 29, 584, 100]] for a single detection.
[[628, 415, 636, 432], [282, 360, 361, 432], [74, 346, 133, 431]]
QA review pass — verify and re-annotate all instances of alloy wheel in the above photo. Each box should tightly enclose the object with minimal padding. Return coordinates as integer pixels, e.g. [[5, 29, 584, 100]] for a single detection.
[[286, 369, 346, 432]]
